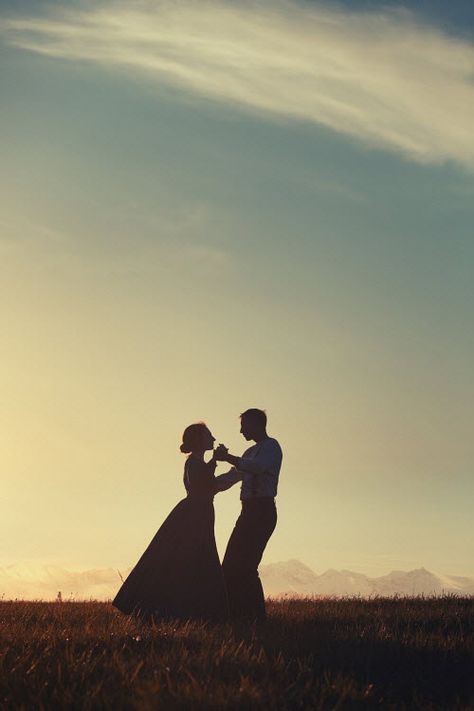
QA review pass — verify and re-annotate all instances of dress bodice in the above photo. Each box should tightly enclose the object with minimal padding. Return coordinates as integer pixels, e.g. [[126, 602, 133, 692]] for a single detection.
[[183, 457, 217, 499]]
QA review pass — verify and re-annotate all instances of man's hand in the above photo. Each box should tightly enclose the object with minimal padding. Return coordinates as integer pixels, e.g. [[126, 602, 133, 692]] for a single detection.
[[214, 444, 229, 461]]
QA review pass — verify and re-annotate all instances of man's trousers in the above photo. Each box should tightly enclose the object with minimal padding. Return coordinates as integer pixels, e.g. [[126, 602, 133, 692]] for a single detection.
[[222, 497, 277, 621]]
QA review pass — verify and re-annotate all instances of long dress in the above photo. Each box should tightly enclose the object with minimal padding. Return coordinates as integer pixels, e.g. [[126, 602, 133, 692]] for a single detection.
[[112, 457, 228, 622]]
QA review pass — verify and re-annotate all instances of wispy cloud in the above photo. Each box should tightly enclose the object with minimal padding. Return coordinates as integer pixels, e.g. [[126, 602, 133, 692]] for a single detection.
[[0, 204, 234, 277], [1, 1, 474, 169]]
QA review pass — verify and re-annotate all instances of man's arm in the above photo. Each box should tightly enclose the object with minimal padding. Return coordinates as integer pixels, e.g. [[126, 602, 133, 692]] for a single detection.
[[214, 467, 242, 492], [216, 440, 281, 475]]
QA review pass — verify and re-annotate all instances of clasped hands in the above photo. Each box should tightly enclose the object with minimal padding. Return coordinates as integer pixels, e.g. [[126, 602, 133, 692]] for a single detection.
[[214, 444, 229, 461]]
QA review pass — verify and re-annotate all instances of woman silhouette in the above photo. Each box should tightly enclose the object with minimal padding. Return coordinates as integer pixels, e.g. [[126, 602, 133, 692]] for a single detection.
[[113, 423, 228, 622]]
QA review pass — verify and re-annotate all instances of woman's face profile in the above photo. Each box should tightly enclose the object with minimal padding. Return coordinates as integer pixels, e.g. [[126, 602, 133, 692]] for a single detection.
[[202, 428, 216, 451]]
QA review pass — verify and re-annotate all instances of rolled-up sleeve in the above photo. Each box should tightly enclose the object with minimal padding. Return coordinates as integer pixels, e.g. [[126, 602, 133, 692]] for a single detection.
[[237, 441, 281, 475]]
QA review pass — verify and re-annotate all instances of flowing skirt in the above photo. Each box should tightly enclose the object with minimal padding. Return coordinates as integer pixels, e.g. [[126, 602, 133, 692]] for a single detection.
[[113, 496, 228, 622]]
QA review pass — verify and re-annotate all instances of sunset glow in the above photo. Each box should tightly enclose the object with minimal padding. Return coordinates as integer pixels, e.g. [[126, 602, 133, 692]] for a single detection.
[[1, 0, 473, 592]]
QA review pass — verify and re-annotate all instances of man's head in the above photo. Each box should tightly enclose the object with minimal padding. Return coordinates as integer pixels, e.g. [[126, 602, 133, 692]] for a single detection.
[[240, 408, 267, 441]]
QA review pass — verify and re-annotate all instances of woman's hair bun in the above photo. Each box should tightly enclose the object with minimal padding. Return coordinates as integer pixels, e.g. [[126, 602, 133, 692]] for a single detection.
[[180, 422, 207, 454]]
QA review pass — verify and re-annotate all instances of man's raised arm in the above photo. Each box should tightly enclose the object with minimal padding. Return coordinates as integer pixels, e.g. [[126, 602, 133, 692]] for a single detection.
[[216, 440, 282, 476]]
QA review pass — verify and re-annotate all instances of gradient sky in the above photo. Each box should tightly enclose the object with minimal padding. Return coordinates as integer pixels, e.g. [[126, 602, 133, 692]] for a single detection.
[[1, 0, 473, 579]]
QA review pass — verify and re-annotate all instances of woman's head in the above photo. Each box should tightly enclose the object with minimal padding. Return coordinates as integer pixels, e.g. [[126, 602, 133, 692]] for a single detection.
[[180, 422, 215, 454]]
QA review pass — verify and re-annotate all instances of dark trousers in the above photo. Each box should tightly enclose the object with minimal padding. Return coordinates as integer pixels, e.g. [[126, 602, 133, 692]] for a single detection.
[[222, 498, 277, 621]]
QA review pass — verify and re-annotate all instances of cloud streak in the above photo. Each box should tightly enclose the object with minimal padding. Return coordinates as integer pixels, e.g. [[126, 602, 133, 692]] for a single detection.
[[0, 206, 234, 277], [1, 1, 474, 168]]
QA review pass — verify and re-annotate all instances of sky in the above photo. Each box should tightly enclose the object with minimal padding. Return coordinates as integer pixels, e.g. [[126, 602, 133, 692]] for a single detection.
[[1, 0, 473, 581]]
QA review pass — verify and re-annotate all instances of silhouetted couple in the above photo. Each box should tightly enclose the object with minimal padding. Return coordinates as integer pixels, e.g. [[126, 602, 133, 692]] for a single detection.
[[112, 408, 283, 623]]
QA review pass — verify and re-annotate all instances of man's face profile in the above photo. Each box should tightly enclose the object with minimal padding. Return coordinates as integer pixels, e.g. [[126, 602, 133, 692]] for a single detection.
[[240, 417, 255, 441]]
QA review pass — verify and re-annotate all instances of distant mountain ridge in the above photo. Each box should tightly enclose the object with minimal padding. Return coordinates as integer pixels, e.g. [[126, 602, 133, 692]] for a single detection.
[[261, 560, 474, 597], [1, 560, 473, 600]]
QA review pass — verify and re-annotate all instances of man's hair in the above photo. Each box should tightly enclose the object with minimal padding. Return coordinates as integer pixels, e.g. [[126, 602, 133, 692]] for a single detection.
[[240, 408, 267, 427]]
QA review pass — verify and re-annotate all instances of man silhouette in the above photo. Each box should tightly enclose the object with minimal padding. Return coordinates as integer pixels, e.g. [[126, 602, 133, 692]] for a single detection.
[[214, 409, 283, 622]]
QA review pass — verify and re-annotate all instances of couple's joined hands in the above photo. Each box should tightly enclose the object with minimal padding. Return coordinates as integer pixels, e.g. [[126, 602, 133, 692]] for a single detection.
[[214, 444, 229, 461], [214, 444, 241, 469]]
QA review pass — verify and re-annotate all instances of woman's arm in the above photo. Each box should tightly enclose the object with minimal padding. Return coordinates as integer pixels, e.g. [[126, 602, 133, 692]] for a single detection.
[[214, 468, 242, 493]]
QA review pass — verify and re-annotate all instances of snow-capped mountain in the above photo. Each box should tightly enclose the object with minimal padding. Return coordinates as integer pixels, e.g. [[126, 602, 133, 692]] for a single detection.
[[259, 560, 320, 596], [0, 560, 473, 600], [260, 560, 474, 597]]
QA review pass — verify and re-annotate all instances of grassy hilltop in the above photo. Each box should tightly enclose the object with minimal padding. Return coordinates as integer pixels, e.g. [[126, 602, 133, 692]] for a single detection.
[[0, 597, 473, 709]]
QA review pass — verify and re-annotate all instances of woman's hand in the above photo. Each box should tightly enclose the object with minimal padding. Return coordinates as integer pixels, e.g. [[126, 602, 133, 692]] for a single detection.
[[214, 444, 229, 461]]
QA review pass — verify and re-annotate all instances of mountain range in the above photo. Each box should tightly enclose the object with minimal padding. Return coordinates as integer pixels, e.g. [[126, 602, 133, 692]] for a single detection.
[[260, 560, 474, 597], [1, 560, 473, 600]]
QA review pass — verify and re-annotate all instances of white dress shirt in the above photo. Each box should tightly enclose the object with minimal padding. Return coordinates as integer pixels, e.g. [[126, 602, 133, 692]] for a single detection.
[[214, 437, 283, 500]]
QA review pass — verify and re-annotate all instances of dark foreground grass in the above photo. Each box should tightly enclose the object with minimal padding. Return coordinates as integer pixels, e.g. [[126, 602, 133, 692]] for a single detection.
[[0, 597, 473, 709]]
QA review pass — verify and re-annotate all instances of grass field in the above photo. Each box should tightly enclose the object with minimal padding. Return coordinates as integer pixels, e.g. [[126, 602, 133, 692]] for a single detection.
[[0, 597, 473, 709]]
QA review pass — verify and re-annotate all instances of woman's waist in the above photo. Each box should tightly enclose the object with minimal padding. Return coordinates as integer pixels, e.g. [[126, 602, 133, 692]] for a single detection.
[[185, 493, 215, 502]]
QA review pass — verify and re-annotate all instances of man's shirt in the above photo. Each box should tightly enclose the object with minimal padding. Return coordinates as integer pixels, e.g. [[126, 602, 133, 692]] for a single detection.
[[214, 437, 283, 499]]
